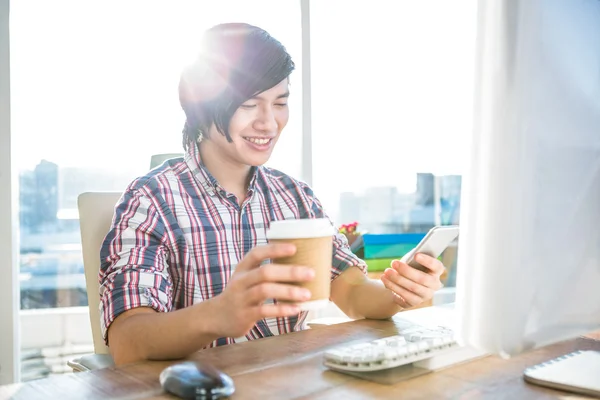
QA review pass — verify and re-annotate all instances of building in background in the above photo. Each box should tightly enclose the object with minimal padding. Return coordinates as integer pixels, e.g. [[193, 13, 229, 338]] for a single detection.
[[18, 161, 138, 311], [338, 172, 462, 234]]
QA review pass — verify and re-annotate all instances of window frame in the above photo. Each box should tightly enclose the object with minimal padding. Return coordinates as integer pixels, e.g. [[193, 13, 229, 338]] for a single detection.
[[0, 0, 20, 385]]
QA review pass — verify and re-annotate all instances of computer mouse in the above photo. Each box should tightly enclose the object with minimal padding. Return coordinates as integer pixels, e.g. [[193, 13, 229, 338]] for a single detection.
[[159, 361, 235, 399]]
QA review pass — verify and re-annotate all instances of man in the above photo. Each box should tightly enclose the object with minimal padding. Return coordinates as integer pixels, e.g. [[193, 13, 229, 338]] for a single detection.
[[99, 23, 445, 366]]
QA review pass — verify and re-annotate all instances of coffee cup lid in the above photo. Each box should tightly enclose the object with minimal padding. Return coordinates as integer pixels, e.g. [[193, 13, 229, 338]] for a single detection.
[[266, 218, 335, 239]]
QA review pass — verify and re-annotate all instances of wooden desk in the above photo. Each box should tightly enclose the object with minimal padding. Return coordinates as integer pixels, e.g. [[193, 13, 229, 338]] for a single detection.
[[1, 317, 598, 400]]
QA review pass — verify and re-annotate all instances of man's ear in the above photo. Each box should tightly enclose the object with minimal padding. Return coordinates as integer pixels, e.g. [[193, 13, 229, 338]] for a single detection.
[[204, 123, 219, 140]]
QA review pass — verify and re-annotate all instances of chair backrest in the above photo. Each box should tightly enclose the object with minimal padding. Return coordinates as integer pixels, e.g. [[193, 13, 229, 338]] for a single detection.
[[149, 153, 183, 169], [77, 192, 123, 355]]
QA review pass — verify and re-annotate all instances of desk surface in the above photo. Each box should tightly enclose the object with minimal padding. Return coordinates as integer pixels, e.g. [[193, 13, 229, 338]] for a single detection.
[[1, 316, 599, 400]]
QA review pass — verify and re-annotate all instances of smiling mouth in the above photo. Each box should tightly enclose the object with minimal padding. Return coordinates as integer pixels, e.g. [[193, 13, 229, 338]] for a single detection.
[[244, 137, 272, 145]]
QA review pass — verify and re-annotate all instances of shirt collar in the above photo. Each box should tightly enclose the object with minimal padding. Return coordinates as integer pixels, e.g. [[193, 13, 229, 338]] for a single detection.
[[185, 142, 260, 198]]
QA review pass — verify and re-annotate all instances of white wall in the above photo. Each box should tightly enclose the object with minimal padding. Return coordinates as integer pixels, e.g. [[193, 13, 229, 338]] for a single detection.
[[0, 0, 20, 385]]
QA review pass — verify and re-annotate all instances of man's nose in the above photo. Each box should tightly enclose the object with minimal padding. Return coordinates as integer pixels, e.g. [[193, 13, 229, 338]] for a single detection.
[[254, 107, 278, 132]]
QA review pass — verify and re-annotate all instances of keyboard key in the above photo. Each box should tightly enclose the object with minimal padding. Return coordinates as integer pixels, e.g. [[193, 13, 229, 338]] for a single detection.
[[417, 342, 430, 352], [406, 343, 419, 355]]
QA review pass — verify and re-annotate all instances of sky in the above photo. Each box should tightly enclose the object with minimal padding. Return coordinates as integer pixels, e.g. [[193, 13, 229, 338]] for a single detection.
[[10, 0, 478, 218]]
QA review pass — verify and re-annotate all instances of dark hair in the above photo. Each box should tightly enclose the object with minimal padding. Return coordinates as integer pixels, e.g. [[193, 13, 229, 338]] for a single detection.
[[179, 23, 295, 149]]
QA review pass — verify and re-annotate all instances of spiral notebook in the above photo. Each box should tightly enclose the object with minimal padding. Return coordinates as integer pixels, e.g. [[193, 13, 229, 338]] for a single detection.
[[523, 350, 600, 398]]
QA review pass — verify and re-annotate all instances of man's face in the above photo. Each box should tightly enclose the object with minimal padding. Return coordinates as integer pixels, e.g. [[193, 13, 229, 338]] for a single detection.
[[207, 78, 290, 167]]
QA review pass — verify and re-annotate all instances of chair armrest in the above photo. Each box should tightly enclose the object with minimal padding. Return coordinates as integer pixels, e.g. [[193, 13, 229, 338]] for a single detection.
[[68, 353, 115, 372]]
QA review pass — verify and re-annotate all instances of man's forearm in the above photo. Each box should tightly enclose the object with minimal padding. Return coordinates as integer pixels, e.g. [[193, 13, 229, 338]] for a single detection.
[[108, 299, 221, 365], [348, 279, 402, 320]]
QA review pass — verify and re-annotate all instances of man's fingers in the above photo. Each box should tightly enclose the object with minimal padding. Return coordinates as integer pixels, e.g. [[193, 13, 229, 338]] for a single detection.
[[383, 267, 434, 299], [246, 282, 312, 305], [414, 253, 446, 276], [236, 243, 297, 273], [380, 274, 423, 308], [392, 260, 442, 289], [251, 303, 302, 320], [242, 263, 315, 289]]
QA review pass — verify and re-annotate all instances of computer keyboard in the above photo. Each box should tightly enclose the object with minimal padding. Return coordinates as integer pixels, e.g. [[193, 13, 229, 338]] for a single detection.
[[323, 325, 459, 372]]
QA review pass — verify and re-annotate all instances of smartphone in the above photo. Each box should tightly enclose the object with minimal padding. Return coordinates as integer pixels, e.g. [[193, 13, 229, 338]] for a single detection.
[[400, 225, 459, 272]]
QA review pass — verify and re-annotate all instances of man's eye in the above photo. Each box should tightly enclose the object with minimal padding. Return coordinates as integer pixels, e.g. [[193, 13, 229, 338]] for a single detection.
[[275, 103, 288, 107]]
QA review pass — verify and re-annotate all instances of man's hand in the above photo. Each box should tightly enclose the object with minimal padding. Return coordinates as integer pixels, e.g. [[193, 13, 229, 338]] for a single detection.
[[212, 243, 315, 338], [380, 253, 445, 309]]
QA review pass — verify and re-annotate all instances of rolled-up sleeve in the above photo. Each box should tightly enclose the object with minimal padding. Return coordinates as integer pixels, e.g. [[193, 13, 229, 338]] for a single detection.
[[300, 184, 368, 280], [98, 188, 173, 344]]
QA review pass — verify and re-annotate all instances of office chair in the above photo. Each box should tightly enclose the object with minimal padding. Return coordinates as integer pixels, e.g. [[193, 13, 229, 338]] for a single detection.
[[68, 154, 182, 371], [149, 153, 183, 169], [67, 192, 121, 372]]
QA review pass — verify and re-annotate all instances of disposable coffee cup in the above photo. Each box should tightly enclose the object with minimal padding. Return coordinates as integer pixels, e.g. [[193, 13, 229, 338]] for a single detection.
[[266, 218, 334, 311]]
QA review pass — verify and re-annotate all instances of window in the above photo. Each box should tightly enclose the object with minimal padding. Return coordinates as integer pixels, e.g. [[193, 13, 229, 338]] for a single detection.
[[310, 1, 477, 283], [7, 0, 476, 382], [11, 0, 302, 380]]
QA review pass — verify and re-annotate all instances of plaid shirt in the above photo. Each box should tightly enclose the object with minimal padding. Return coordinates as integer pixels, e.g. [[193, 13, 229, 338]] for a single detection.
[[99, 144, 367, 348]]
